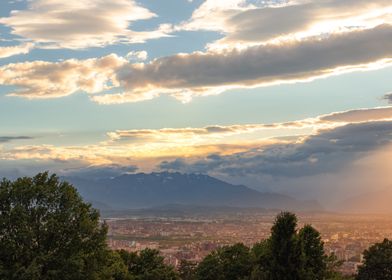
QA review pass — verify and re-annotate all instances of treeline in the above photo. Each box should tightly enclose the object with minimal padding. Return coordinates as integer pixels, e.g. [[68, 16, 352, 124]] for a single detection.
[[0, 173, 391, 280]]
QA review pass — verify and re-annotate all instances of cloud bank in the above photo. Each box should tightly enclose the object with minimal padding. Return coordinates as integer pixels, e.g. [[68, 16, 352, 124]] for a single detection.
[[1, 106, 392, 203], [0, 24, 391, 103]]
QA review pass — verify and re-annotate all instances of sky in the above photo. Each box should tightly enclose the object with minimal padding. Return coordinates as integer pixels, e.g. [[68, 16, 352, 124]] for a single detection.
[[0, 0, 391, 205]]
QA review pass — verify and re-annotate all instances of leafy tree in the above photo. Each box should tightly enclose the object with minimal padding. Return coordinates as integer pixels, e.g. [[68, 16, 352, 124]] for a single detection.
[[250, 212, 344, 280], [268, 212, 302, 280], [298, 224, 326, 280], [99, 251, 130, 280], [178, 260, 197, 280], [356, 238, 392, 280], [195, 251, 223, 280], [250, 240, 271, 280], [0, 172, 111, 280], [324, 253, 346, 280], [195, 243, 252, 280], [118, 248, 179, 280]]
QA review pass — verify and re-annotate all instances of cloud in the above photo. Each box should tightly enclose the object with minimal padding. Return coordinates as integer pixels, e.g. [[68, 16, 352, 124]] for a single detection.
[[181, 0, 392, 49], [320, 106, 392, 123], [126, 50, 148, 61], [179, 0, 257, 32], [60, 164, 138, 179], [383, 92, 392, 104], [0, 54, 125, 98], [0, 43, 33, 59], [0, 24, 391, 103], [97, 24, 392, 104], [0, 0, 170, 49], [1, 106, 392, 204], [105, 106, 392, 145], [0, 136, 33, 143], [1, 106, 391, 168], [158, 121, 392, 179]]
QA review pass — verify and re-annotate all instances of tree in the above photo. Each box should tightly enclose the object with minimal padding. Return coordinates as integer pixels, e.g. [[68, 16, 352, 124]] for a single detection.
[[298, 225, 326, 280], [0, 172, 111, 280], [195, 243, 252, 280], [178, 260, 197, 280], [99, 251, 130, 280], [324, 253, 346, 280], [356, 238, 392, 280], [118, 248, 179, 280], [268, 212, 302, 280], [250, 240, 271, 280], [251, 212, 343, 280], [195, 251, 223, 280]]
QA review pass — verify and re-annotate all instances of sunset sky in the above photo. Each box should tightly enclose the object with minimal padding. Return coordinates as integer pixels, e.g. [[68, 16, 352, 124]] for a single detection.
[[1, 0, 391, 203]]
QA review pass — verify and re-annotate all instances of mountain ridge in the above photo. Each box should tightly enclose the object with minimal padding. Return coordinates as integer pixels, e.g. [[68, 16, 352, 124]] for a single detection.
[[65, 172, 321, 211]]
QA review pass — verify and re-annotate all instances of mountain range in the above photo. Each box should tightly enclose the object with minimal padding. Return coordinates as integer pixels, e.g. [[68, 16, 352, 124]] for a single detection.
[[65, 172, 321, 211]]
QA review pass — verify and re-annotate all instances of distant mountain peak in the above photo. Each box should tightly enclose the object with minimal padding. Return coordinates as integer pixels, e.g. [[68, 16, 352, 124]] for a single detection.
[[66, 172, 321, 212]]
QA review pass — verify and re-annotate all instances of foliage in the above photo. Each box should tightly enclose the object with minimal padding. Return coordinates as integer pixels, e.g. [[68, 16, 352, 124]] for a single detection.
[[268, 212, 302, 280], [195, 243, 252, 280], [298, 224, 326, 279], [118, 248, 179, 280], [356, 238, 392, 280], [178, 260, 197, 280], [0, 172, 110, 280], [193, 212, 347, 280]]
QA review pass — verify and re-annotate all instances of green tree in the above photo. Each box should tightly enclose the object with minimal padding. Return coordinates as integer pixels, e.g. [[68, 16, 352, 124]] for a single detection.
[[118, 248, 179, 280], [178, 260, 197, 280], [324, 253, 346, 280], [99, 251, 131, 280], [268, 212, 302, 280], [195, 252, 223, 280], [0, 172, 111, 280], [356, 238, 392, 280], [250, 240, 271, 280], [196, 243, 252, 280], [298, 224, 326, 280]]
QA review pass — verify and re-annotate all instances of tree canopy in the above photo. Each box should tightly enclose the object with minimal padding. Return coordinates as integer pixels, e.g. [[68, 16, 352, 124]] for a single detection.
[[0, 172, 110, 280], [196, 243, 252, 280], [118, 249, 179, 280], [356, 238, 392, 280]]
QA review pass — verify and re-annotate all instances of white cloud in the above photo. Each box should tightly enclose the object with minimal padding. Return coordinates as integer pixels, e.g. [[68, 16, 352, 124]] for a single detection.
[[0, 24, 391, 103], [126, 50, 148, 61], [0, 0, 170, 49], [0, 43, 33, 59], [180, 0, 392, 50], [0, 54, 125, 98]]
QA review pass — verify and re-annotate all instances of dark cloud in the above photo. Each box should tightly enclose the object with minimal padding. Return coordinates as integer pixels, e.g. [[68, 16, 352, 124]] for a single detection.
[[159, 121, 392, 178], [61, 165, 138, 180], [383, 93, 392, 104], [0, 136, 33, 143], [113, 24, 392, 101]]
